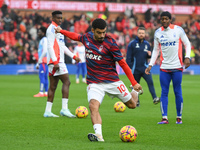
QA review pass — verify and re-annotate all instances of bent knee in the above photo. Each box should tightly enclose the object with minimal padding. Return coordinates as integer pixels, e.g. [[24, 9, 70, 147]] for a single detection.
[[125, 100, 137, 109], [65, 80, 71, 86], [89, 99, 100, 110], [50, 85, 57, 91]]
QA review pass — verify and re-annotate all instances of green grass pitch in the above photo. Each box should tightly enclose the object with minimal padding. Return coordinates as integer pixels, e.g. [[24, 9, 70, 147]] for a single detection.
[[0, 74, 200, 150]]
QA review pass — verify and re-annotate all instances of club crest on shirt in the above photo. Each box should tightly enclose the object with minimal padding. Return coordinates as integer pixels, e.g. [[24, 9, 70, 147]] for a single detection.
[[144, 45, 148, 52], [136, 43, 140, 48], [99, 45, 103, 52], [145, 45, 147, 50]]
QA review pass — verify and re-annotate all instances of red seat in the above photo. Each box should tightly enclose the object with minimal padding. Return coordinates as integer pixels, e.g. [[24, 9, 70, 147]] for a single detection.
[[116, 22, 123, 32], [9, 32, 17, 46]]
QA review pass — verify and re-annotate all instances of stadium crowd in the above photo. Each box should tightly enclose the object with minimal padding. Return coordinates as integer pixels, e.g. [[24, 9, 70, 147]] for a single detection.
[[0, 2, 200, 65]]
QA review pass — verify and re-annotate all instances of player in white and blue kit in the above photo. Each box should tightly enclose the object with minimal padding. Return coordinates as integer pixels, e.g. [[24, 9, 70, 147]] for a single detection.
[[72, 42, 86, 83], [145, 11, 191, 124], [34, 27, 48, 97]]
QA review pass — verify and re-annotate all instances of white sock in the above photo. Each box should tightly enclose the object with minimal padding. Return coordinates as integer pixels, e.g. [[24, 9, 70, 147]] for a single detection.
[[44, 92, 48, 95], [177, 116, 182, 119], [62, 98, 68, 110], [39, 92, 43, 94], [131, 89, 138, 95], [163, 116, 168, 119], [93, 124, 102, 136], [45, 102, 53, 112]]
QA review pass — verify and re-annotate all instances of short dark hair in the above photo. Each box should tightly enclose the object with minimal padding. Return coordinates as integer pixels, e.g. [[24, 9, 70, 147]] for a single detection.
[[52, 11, 62, 17], [39, 26, 47, 35], [137, 27, 146, 32], [160, 11, 171, 19], [92, 18, 107, 30]]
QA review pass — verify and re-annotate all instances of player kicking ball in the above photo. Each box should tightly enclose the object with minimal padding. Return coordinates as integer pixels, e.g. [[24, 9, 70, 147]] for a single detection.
[[55, 18, 143, 141]]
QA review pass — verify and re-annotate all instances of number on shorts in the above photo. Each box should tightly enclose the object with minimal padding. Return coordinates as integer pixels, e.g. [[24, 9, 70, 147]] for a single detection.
[[117, 84, 126, 93]]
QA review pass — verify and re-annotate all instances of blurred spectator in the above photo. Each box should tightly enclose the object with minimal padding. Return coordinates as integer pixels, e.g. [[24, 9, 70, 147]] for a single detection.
[[129, 18, 137, 29], [0, 49, 3, 64], [29, 47, 37, 64], [190, 46, 200, 64], [3, 13, 12, 31], [1, 47, 8, 64], [22, 43, 30, 64], [115, 12, 124, 23], [121, 15, 130, 32], [29, 24, 37, 40], [171, 14, 176, 24], [61, 16, 71, 30], [1, 1, 8, 17], [19, 19, 27, 33], [29, 36, 38, 50], [22, 32, 30, 46], [108, 18, 116, 33], [34, 12, 43, 25], [15, 30, 22, 40], [9, 20, 14, 31], [10, 9, 19, 25], [124, 7, 131, 18], [195, 32, 200, 50], [8, 46, 19, 64], [0, 36, 6, 47], [85, 21, 92, 33], [190, 46, 196, 64], [145, 8, 152, 23], [26, 19, 34, 32], [104, 6, 110, 19], [117, 32, 125, 49], [124, 30, 131, 48]]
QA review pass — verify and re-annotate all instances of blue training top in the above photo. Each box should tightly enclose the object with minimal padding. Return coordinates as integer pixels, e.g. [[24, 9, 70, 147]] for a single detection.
[[126, 36, 151, 74]]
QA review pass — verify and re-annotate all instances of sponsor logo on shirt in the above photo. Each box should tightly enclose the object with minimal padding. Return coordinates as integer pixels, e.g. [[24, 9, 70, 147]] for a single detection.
[[161, 41, 176, 46], [86, 53, 102, 60], [85, 48, 102, 60]]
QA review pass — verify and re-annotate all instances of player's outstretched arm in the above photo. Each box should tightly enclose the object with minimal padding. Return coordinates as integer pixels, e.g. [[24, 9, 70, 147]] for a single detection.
[[55, 27, 80, 41]]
